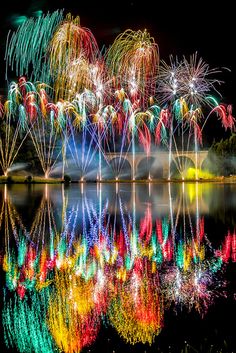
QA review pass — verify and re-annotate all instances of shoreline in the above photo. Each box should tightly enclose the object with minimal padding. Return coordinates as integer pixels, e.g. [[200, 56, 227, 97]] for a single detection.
[[1, 175, 236, 184]]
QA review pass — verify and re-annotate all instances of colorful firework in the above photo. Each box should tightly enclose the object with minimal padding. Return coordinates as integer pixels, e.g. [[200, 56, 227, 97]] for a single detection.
[[2, 12, 234, 180]]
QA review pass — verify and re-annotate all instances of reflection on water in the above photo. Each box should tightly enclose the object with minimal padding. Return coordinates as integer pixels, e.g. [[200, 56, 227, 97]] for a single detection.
[[0, 183, 236, 352]]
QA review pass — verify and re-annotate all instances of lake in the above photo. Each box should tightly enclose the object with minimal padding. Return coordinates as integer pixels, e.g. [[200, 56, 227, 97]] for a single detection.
[[0, 183, 236, 353]]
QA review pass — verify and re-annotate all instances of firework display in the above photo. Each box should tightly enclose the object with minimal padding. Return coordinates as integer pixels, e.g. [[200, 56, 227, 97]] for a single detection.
[[0, 10, 234, 180], [0, 8, 235, 353]]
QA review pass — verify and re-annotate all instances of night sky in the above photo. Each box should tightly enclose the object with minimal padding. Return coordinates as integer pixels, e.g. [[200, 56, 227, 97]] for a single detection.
[[0, 0, 235, 140]]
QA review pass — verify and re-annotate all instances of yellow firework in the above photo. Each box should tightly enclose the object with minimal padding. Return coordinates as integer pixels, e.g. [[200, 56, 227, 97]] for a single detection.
[[48, 270, 101, 353], [108, 274, 163, 345], [49, 13, 99, 100], [106, 29, 159, 103]]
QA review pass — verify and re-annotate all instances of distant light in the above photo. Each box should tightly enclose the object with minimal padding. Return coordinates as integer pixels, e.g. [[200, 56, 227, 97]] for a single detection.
[[11, 15, 28, 26], [33, 10, 43, 17]]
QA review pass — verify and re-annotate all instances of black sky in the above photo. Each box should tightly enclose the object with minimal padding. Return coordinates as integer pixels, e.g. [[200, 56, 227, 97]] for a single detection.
[[0, 0, 235, 106]]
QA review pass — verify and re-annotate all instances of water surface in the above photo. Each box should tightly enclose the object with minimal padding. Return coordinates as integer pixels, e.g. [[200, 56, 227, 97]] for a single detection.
[[1, 183, 235, 352]]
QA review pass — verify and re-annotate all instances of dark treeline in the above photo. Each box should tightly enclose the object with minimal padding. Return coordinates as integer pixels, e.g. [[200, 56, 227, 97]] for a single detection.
[[206, 133, 236, 176]]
